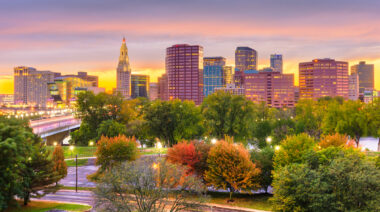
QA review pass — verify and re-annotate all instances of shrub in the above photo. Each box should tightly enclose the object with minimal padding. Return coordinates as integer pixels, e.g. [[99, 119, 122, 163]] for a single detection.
[[52, 145, 67, 185]]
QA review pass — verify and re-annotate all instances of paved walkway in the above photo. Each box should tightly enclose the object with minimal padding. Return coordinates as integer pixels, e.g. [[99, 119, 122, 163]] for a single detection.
[[60, 158, 97, 187]]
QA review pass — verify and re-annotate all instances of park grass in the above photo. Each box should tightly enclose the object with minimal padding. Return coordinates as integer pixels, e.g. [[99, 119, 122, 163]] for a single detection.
[[206, 192, 272, 211], [61, 186, 95, 191], [47, 146, 97, 159], [139, 147, 168, 155], [66, 158, 89, 167], [6, 201, 91, 212]]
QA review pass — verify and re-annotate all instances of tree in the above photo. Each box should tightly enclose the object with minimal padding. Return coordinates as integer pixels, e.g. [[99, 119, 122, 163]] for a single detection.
[[205, 140, 261, 200], [250, 146, 274, 193], [0, 117, 33, 210], [167, 140, 210, 177], [319, 133, 349, 149], [201, 91, 255, 142], [144, 100, 204, 146], [20, 136, 59, 205], [94, 158, 206, 212], [97, 119, 127, 141], [95, 135, 139, 172], [273, 133, 316, 169], [294, 99, 325, 139], [367, 98, 380, 151], [52, 145, 67, 185], [70, 122, 95, 146], [271, 148, 380, 212]]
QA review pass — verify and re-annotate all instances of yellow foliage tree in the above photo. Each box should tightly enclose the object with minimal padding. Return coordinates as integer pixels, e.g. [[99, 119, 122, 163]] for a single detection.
[[52, 145, 67, 185], [205, 140, 261, 200]]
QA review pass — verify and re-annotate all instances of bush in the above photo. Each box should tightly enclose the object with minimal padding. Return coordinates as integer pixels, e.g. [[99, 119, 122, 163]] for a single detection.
[[205, 140, 261, 200], [52, 145, 67, 185], [95, 135, 139, 172]]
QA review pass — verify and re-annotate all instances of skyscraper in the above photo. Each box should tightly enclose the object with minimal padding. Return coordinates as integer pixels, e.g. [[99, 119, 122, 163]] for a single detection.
[[14, 66, 56, 107], [158, 74, 168, 101], [149, 82, 158, 100], [131, 74, 150, 99], [270, 54, 283, 73], [235, 47, 257, 72], [203, 57, 226, 97], [348, 73, 359, 100], [166, 44, 203, 105], [351, 61, 374, 95], [299, 59, 349, 100], [116, 37, 132, 98]]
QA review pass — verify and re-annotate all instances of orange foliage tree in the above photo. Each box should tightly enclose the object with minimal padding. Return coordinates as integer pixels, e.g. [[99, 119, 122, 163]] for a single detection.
[[319, 133, 355, 149], [167, 140, 210, 176], [52, 145, 67, 185], [95, 135, 139, 172], [205, 140, 261, 200]]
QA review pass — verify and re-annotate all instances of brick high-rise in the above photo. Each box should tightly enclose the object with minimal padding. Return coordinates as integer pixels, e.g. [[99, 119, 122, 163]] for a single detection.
[[299, 59, 349, 100], [166, 44, 203, 104]]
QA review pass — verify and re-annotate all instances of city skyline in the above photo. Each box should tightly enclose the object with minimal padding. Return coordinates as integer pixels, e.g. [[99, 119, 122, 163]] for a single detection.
[[1, 0, 380, 94]]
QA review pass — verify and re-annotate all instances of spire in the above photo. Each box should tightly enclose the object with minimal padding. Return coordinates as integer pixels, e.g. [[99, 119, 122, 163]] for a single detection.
[[122, 37, 126, 43]]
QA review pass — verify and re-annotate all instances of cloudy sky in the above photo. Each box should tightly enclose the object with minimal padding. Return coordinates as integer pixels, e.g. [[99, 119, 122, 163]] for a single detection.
[[1, 0, 379, 93]]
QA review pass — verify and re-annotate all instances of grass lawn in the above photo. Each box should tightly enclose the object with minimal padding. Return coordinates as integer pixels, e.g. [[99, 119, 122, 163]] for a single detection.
[[47, 146, 97, 159], [6, 201, 91, 212], [206, 192, 272, 211], [139, 147, 168, 155], [66, 158, 88, 167], [61, 186, 95, 191]]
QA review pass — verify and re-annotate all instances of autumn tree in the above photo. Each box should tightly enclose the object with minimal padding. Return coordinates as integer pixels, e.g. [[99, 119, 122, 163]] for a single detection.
[[319, 133, 350, 149], [95, 135, 139, 173], [52, 145, 67, 185], [205, 140, 261, 200]]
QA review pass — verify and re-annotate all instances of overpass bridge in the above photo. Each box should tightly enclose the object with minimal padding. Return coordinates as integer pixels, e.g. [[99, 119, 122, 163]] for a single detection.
[[30, 115, 81, 143]]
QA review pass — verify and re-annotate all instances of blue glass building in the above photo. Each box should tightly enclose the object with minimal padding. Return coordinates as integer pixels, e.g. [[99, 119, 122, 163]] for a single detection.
[[203, 57, 226, 97]]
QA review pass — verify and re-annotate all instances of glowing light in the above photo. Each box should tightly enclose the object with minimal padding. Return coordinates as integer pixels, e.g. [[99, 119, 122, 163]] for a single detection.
[[69, 145, 75, 151], [211, 138, 217, 144], [53, 142, 57, 146], [152, 162, 158, 169], [156, 142, 162, 149], [266, 137, 272, 143], [89, 141, 94, 146], [275, 145, 281, 151]]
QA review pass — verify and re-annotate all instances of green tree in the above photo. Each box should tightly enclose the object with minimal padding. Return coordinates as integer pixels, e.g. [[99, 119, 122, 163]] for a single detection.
[[201, 91, 254, 142], [97, 119, 127, 141], [250, 146, 274, 193], [52, 145, 67, 185], [0, 117, 32, 209], [294, 100, 324, 138], [367, 98, 380, 151], [273, 133, 316, 169], [70, 122, 96, 146], [144, 100, 203, 146], [20, 136, 59, 205], [205, 140, 261, 200]]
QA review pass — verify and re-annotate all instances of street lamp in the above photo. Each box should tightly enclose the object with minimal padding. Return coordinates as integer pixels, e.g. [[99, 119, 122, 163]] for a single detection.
[[89, 141, 94, 146], [53, 142, 57, 146], [69, 145, 75, 158], [266, 136, 272, 144], [211, 138, 217, 145], [69, 145, 78, 192], [275, 145, 281, 151], [157, 142, 162, 157]]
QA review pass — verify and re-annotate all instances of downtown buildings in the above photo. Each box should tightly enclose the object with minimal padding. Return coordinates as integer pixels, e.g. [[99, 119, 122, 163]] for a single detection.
[[131, 74, 150, 99], [299, 59, 349, 100], [351, 61, 374, 99], [270, 54, 283, 73]]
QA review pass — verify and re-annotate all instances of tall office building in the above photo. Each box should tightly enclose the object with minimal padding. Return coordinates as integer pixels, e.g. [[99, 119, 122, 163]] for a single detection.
[[116, 37, 132, 98], [351, 61, 374, 95], [149, 82, 158, 100], [270, 54, 283, 73], [77, 72, 99, 87], [235, 47, 257, 72], [203, 57, 226, 97], [166, 44, 203, 105], [223, 66, 233, 85], [131, 74, 150, 99], [14, 66, 56, 107], [299, 59, 349, 100], [348, 73, 359, 100], [244, 70, 295, 108], [158, 74, 168, 101]]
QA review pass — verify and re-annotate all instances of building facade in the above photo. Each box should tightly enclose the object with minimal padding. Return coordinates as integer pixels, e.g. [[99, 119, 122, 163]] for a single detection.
[[116, 37, 132, 98], [270, 54, 283, 73], [243, 70, 295, 108], [299, 59, 349, 100], [166, 44, 203, 105], [158, 74, 168, 101], [214, 83, 244, 96], [351, 61, 374, 95], [348, 73, 359, 100], [14, 66, 56, 107], [235, 47, 257, 72], [131, 74, 150, 99], [149, 82, 158, 100], [203, 57, 226, 97]]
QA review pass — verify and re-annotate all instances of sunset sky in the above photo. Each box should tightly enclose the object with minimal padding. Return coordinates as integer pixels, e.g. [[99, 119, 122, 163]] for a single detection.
[[1, 0, 379, 93]]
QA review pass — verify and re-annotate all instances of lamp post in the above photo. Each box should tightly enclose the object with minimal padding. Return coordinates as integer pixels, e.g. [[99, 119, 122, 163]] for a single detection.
[[157, 142, 162, 157], [69, 145, 74, 159], [211, 138, 217, 145], [266, 136, 272, 144], [75, 154, 78, 192]]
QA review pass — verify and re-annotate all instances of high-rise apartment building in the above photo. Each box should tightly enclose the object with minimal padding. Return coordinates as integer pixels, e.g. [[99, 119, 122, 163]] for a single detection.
[[351, 61, 374, 95], [214, 83, 244, 96], [203, 57, 226, 97], [149, 82, 158, 100], [131, 74, 150, 99], [166, 44, 203, 105], [116, 37, 132, 98], [243, 70, 295, 108], [299, 59, 349, 100], [270, 54, 283, 73], [235, 47, 257, 72], [14, 66, 55, 107], [348, 73, 359, 100], [158, 74, 168, 101]]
